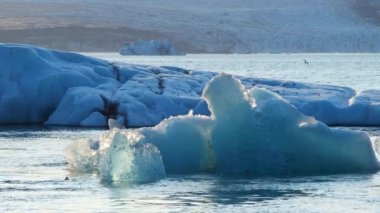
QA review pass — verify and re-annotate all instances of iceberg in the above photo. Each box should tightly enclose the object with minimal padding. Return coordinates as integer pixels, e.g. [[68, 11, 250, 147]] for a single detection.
[[119, 39, 179, 56], [0, 43, 115, 125], [1, 44, 380, 127], [66, 74, 379, 182]]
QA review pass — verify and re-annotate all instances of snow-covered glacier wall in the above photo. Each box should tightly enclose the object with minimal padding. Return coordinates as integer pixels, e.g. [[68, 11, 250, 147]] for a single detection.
[[1, 44, 380, 127]]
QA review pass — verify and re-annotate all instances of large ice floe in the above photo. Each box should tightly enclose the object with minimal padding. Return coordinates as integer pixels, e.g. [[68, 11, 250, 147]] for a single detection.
[[1, 43, 380, 127], [66, 74, 379, 183]]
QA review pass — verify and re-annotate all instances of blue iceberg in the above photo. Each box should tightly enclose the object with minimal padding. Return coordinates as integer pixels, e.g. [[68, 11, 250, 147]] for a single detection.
[[1, 44, 380, 127], [66, 74, 380, 182]]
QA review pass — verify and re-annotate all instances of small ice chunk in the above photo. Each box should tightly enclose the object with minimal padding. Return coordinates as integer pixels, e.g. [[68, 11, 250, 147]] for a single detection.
[[108, 118, 125, 130]]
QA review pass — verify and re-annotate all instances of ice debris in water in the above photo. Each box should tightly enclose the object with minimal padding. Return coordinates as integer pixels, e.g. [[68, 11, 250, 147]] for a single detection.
[[66, 129, 165, 183], [66, 74, 379, 182]]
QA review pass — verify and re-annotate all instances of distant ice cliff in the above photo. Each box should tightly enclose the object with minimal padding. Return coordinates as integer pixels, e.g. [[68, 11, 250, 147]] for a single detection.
[[119, 39, 179, 55]]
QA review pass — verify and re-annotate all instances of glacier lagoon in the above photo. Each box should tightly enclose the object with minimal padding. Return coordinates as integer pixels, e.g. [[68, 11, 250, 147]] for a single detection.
[[2, 52, 380, 211], [1, 126, 380, 212]]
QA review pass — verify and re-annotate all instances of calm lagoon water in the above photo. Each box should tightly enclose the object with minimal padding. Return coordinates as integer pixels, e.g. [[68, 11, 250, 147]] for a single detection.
[[2, 54, 380, 212], [1, 126, 380, 212], [86, 53, 380, 91]]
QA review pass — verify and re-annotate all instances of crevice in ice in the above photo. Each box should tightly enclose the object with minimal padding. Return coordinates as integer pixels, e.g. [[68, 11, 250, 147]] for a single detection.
[[110, 62, 121, 82], [101, 95, 119, 122], [151, 68, 165, 95], [158, 76, 164, 95]]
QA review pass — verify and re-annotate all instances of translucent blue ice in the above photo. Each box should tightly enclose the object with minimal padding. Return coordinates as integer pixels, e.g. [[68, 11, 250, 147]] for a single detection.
[[66, 74, 379, 182]]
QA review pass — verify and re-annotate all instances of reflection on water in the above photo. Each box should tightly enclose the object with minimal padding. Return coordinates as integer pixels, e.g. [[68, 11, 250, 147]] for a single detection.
[[0, 126, 380, 212], [103, 173, 380, 212], [105, 175, 309, 206]]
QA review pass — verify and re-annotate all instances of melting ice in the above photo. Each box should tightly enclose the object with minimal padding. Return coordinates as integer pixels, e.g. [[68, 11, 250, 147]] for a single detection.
[[66, 74, 379, 183]]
